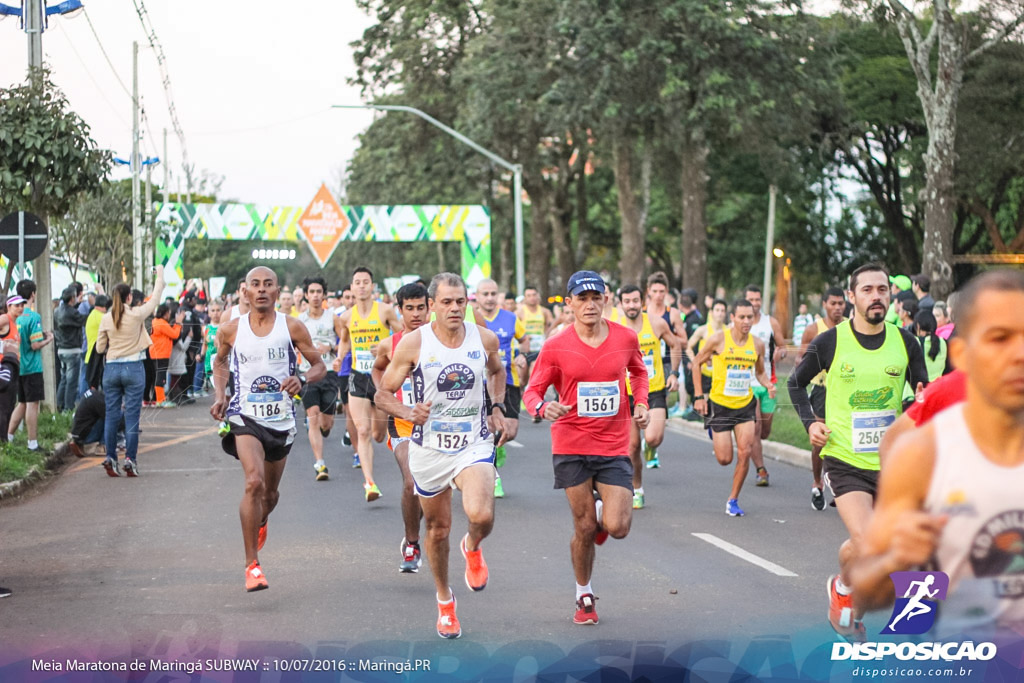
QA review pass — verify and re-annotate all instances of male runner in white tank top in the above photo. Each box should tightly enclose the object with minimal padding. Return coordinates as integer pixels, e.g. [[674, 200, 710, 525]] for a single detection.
[[743, 284, 785, 487], [853, 270, 1024, 640], [297, 275, 344, 482], [221, 279, 249, 323], [210, 266, 325, 593], [375, 272, 508, 640]]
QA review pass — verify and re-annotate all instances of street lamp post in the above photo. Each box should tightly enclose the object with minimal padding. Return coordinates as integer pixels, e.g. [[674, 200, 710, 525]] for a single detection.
[[333, 104, 525, 295]]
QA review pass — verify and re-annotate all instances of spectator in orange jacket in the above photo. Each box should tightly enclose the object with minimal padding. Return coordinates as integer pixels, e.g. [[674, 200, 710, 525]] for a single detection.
[[149, 303, 183, 406]]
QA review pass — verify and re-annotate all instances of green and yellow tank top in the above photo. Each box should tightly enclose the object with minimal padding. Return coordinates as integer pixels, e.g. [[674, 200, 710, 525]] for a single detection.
[[522, 306, 546, 349], [698, 320, 724, 378], [823, 321, 908, 470], [710, 328, 757, 409], [349, 301, 390, 375], [810, 318, 830, 387], [626, 313, 666, 395]]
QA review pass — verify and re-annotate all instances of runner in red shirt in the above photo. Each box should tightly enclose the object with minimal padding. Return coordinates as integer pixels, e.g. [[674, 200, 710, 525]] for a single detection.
[[523, 270, 650, 626]]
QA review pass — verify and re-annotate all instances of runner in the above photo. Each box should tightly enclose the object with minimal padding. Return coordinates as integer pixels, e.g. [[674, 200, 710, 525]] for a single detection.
[[210, 266, 325, 592], [518, 285, 554, 408], [337, 267, 401, 502], [686, 298, 728, 414], [371, 282, 430, 572], [690, 299, 775, 517], [297, 276, 344, 482], [523, 271, 650, 625], [743, 284, 785, 487], [852, 270, 1024, 640], [618, 285, 682, 509], [335, 286, 358, 458], [794, 286, 846, 510], [786, 262, 928, 641], [375, 273, 508, 639], [645, 272, 687, 440], [475, 278, 530, 498]]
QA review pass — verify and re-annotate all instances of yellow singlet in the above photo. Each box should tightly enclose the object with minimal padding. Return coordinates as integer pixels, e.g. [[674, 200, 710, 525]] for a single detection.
[[349, 301, 390, 375], [709, 328, 757, 409]]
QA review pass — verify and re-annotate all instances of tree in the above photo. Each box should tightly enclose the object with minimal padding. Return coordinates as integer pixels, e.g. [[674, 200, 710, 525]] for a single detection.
[[58, 181, 134, 289], [882, 0, 1024, 297], [0, 68, 110, 407]]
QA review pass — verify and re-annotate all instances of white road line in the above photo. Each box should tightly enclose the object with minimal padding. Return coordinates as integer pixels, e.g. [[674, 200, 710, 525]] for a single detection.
[[692, 532, 798, 577], [506, 441, 524, 449]]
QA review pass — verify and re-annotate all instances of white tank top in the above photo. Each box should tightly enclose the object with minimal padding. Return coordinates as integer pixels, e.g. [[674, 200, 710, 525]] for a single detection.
[[410, 322, 490, 452], [750, 312, 774, 384], [925, 404, 1024, 638], [298, 307, 337, 371], [226, 312, 297, 431], [230, 305, 242, 321]]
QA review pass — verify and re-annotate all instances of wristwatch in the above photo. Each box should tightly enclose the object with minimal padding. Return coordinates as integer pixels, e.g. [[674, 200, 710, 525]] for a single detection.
[[694, 394, 705, 401], [534, 400, 546, 417], [491, 403, 506, 416]]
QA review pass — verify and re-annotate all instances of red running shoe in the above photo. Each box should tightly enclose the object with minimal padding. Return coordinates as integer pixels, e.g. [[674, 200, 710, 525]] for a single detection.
[[574, 593, 599, 625], [257, 522, 267, 551], [245, 561, 268, 592], [461, 534, 488, 591]]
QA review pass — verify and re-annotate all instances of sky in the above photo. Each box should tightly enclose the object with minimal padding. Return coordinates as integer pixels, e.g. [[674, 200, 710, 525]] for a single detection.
[[0, 1, 377, 207]]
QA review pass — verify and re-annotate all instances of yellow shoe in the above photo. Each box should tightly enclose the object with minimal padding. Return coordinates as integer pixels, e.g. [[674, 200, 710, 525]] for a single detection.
[[364, 482, 381, 502]]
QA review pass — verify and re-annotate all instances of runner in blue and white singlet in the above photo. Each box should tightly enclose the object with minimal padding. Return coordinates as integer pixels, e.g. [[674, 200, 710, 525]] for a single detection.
[[211, 266, 325, 594]]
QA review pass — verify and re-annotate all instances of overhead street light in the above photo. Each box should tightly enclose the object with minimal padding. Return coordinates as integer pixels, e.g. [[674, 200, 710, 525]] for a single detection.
[[333, 103, 526, 295]]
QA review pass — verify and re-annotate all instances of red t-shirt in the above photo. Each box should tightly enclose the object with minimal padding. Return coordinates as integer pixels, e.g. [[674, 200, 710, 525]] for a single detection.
[[904, 368, 966, 426], [523, 320, 648, 457]]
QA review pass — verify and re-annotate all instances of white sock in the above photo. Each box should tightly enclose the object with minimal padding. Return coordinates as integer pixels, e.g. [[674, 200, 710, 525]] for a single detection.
[[576, 582, 593, 599], [315, 459, 325, 469], [7, 434, 13, 443], [28, 440, 38, 449], [634, 487, 644, 495], [835, 577, 853, 595], [437, 594, 454, 605]]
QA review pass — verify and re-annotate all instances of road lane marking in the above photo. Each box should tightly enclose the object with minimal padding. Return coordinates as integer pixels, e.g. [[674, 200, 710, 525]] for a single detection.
[[506, 441, 523, 448], [692, 532, 798, 577]]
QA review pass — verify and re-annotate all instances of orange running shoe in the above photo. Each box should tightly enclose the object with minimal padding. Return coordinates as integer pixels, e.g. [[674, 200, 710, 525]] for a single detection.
[[257, 522, 268, 551], [436, 595, 461, 639], [461, 534, 488, 591], [827, 575, 864, 642], [574, 593, 599, 625], [245, 561, 268, 592]]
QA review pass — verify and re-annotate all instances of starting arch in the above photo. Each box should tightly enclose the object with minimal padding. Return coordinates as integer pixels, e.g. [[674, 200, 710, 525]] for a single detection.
[[153, 199, 491, 287]]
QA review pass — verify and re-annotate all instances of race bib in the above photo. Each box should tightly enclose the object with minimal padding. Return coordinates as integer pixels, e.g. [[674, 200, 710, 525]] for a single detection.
[[354, 349, 374, 373], [643, 355, 656, 378], [428, 419, 474, 453], [577, 381, 620, 418], [242, 391, 290, 422], [724, 368, 751, 397], [400, 377, 415, 408], [852, 409, 896, 454]]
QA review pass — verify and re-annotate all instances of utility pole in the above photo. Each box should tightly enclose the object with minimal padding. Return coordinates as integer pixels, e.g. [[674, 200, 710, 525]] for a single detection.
[[762, 184, 778, 310], [162, 128, 169, 204], [21, 0, 56, 410], [144, 161, 154, 291], [131, 41, 143, 292]]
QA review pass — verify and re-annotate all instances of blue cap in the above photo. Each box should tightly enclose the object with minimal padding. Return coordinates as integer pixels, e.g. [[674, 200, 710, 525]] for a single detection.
[[566, 271, 606, 296]]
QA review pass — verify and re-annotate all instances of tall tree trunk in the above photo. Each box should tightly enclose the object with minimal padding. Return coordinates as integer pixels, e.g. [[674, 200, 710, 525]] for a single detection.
[[614, 136, 648, 287], [550, 198, 576, 288], [526, 190, 552, 300], [574, 139, 590, 267], [680, 131, 709, 295]]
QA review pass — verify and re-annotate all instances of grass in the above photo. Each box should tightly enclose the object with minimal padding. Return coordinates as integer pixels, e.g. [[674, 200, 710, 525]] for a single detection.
[[0, 409, 73, 485]]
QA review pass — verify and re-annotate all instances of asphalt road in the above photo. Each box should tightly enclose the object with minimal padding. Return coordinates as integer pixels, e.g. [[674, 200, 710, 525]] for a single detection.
[[0, 399, 868, 677]]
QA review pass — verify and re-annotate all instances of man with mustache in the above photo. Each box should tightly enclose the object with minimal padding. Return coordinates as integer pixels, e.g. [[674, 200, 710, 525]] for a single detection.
[[787, 263, 928, 641]]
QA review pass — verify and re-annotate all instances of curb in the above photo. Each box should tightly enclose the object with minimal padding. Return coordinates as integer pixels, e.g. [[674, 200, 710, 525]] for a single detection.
[[0, 441, 72, 501], [666, 418, 813, 471]]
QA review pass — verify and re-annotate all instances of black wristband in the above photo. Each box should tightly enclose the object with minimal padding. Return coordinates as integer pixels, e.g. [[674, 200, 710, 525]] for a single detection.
[[491, 403, 505, 415]]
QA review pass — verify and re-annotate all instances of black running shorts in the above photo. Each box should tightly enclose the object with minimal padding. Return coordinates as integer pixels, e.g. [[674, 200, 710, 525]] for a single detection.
[[17, 372, 44, 403], [222, 415, 295, 462], [822, 456, 878, 500], [349, 370, 376, 402], [552, 454, 633, 491], [300, 372, 340, 415], [503, 384, 522, 419], [810, 384, 827, 421], [706, 398, 757, 433], [338, 374, 349, 405], [647, 388, 667, 411]]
